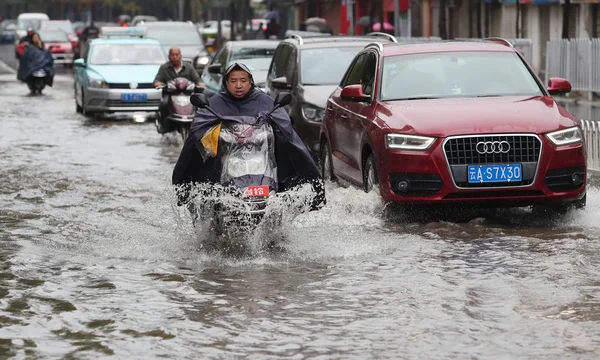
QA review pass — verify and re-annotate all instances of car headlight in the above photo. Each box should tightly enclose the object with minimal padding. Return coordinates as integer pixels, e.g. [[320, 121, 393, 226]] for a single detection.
[[302, 104, 324, 121], [196, 56, 210, 67], [546, 127, 583, 146], [88, 77, 107, 88], [386, 134, 436, 150], [172, 95, 191, 107]]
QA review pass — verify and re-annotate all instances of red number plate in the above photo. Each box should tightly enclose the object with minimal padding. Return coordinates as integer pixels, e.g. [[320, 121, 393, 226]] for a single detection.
[[244, 185, 269, 197]]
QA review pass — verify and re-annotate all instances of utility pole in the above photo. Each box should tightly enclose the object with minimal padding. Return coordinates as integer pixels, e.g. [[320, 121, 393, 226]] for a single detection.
[[394, 0, 400, 37]]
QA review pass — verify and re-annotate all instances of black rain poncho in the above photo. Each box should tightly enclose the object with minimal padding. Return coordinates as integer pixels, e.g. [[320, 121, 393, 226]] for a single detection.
[[172, 87, 325, 210], [17, 45, 54, 86]]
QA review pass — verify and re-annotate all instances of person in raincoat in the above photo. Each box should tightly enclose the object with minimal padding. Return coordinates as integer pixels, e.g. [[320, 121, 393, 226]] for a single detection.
[[172, 62, 326, 211]]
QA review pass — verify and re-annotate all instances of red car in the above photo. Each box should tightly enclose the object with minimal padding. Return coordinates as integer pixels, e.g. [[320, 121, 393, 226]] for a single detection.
[[320, 39, 586, 212]]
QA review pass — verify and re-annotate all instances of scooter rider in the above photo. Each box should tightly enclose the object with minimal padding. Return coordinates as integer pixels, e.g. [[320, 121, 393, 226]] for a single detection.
[[153, 47, 202, 134], [18, 28, 35, 44], [172, 62, 326, 212]]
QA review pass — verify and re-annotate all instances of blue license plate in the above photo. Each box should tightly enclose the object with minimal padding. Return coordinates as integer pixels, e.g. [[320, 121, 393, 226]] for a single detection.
[[121, 93, 147, 102], [468, 164, 522, 183]]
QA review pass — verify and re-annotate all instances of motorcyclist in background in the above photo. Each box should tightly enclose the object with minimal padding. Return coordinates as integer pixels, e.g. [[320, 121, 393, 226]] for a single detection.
[[153, 47, 202, 134], [18, 28, 35, 44], [172, 62, 326, 212], [17, 32, 54, 94]]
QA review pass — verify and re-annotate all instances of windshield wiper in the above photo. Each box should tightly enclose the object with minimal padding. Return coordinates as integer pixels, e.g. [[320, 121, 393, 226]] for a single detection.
[[401, 96, 441, 100]]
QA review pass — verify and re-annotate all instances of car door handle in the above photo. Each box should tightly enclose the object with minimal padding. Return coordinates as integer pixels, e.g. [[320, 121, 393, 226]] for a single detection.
[[340, 114, 348, 120]]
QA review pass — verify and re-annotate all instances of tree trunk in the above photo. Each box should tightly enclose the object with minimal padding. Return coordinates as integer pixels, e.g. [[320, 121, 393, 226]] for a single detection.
[[369, 0, 375, 33], [380, 0, 385, 33], [562, 0, 571, 39], [439, 0, 447, 39], [477, 2, 482, 37], [468, 0, 473, 38], [516, 0, 520, 38]]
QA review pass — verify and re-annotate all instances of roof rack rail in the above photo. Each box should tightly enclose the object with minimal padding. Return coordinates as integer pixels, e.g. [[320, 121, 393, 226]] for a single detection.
[[484, 37, 513, 47], [366, 32, 398, 43], [365, 42, 384, 52], [286, 33, 303, 45]]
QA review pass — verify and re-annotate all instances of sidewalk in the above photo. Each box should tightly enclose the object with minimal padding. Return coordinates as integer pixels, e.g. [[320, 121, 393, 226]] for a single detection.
[[555, 91, 600, 106]]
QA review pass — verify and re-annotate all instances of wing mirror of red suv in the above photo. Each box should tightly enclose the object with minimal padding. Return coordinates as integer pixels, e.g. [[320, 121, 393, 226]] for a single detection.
[[547, 77, 572, 95], [340, 84, 370, 102]]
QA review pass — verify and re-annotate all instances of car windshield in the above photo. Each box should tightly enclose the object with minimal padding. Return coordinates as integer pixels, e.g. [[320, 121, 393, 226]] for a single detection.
[[89, 44, 165, 65], [230, 48, 275, 71], [39, 30, 68, 42], [18, 19, 43, 30], [42, 22, 74, 34], [146, 26, 204, 47], [380, 51, 543, 101], [300, 47, 363, 85]]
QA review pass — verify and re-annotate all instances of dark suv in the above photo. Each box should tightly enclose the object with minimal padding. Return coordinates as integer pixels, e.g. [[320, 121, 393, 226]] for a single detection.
[[265, 33, 397, 158]]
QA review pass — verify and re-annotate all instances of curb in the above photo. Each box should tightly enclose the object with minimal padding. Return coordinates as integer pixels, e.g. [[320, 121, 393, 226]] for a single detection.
[[0, 58, 16, 74]]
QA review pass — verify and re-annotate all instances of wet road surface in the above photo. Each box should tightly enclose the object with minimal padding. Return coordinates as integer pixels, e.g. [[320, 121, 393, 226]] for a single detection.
[[1, 45, 600, 358]]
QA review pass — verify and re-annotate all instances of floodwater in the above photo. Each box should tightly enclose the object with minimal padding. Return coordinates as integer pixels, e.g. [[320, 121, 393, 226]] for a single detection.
[[0, 63, 599, 358]]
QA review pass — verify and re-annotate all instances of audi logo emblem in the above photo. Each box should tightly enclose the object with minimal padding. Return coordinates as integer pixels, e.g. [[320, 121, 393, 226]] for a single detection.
[[475, 141, 511, 154]]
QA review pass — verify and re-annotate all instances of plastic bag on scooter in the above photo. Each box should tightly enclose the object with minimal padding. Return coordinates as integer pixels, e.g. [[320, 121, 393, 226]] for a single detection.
[[218, 122, 278, 191]]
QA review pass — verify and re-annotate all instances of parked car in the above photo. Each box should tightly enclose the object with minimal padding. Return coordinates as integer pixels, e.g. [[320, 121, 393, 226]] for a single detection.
[[202, 39, 279, 97], [265, 32, 397, 158], [0, 20, 17, 43], [41, 20, 80, 59], [73, 27, 166, 117], [143, 21, 211, 73], [38, 29, 74, 66], [320, 38, 586, 212]]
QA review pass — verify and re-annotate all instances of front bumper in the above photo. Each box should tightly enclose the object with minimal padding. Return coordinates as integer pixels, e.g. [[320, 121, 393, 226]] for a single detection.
[[376, 134, 587, 207], [84, 87, 162, 113]]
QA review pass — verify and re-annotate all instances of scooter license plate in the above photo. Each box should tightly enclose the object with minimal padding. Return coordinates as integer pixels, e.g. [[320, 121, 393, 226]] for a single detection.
[[121, 93, 147, 102], [244, 185, 269, 197]]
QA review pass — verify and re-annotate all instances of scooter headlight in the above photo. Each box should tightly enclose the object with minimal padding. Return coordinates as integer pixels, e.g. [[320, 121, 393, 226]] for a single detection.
[[196, 56, 210, 68], [172, 95, 191, 107]]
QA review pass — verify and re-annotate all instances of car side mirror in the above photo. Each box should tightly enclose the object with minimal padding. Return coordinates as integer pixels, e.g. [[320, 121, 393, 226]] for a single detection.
[[271, 76, 291, 90], [190, 93, 210, 108], [547, 77, 572, 95], [208, 63, 222, 74], [73, 58, 85, 67], [274, 92, 292, 107], [340, 84, 370, 102]]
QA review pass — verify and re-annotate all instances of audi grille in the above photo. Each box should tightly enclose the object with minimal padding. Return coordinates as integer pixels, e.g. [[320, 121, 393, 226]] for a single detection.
[[443, 134, 542, 188]]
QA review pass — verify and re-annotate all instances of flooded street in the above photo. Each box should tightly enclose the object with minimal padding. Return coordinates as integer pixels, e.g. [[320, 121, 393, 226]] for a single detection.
[[1, 47, 600, 358]]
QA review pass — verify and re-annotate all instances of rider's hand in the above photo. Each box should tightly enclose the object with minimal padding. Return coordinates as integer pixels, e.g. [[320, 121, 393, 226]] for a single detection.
[[154, 81, 163, 88]]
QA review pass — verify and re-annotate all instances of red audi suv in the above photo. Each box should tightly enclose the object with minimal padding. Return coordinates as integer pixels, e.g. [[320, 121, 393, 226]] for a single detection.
[[320, 39, 586, 211]]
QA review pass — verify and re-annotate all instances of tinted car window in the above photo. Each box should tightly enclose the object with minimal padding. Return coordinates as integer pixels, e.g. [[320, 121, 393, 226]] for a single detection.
[[300, 46, 364, 85], [270, 44, 292, 80], [361, 52, 377, 96], [342, 53, 368, 88], [380, 51, 543, 101]]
